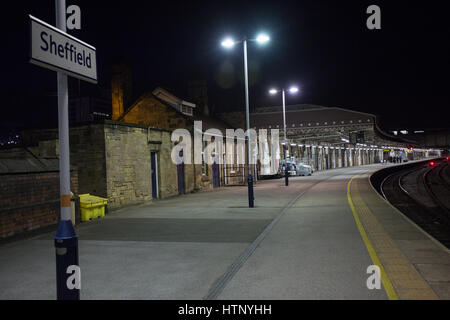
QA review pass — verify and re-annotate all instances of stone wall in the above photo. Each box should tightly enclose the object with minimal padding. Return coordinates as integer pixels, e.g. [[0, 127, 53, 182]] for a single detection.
[[103, 121, 201, 209], [104, 123, 153, 208], [69, 124, 107, 197], [154, 129, 179, 198], [21, 124, 107, 197]]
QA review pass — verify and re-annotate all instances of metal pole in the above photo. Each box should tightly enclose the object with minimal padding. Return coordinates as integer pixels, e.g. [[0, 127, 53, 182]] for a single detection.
[[54, 0, 80, 300], [282, 90, 289, 186], [282, 90, 287, 143], [243, 39, 254, 207]]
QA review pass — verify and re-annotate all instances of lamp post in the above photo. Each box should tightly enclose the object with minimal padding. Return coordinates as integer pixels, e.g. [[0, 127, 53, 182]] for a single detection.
[[221, 33, 270, 208], [269, 87, 299, 186]]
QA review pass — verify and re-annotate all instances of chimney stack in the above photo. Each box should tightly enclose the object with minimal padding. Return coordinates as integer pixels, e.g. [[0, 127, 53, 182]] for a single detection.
[[111, 61, 132, 121]]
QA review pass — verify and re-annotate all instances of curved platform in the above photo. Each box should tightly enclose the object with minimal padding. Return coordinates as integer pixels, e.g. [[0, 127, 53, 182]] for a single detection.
[[348, 167, 449, 299]]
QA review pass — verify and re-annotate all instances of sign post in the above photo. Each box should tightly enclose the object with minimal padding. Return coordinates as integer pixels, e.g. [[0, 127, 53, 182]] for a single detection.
[[54, 0, 80, 301], [29, 0, 97, 300]]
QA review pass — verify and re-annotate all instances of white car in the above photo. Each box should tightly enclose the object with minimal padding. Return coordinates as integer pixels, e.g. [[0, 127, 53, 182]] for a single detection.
[[296, 164, 313, 176]]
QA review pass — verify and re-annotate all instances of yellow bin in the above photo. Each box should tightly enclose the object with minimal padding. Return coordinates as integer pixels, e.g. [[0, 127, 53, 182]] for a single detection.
[[79, 194, 108, 222]]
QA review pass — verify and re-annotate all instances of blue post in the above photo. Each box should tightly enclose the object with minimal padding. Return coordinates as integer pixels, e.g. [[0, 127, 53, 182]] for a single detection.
[[285, 165, 289, 186], [55, 220, 80, 300], [248, 172, 254, 208]]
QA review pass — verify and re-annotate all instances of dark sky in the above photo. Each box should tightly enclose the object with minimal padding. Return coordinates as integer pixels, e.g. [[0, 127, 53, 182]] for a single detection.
[[1, 0, 449, 133]]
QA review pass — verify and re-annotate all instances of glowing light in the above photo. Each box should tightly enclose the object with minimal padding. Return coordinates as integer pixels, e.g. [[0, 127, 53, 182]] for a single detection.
[[221, 38, 235, 48], [269, 89, 278, 95], [289, 87, 299, 94], [256, 33, 270, 44]]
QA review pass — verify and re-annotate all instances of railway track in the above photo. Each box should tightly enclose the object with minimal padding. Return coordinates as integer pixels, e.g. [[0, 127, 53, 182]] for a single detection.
[[423, 161, 450, 215], [380, 160, 450, 249]]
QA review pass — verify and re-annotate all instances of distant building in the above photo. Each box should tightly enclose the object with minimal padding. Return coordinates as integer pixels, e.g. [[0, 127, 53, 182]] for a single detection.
[[216, 104, 431, 170]]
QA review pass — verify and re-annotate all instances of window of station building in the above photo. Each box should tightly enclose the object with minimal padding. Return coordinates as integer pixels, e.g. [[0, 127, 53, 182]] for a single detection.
[[181, 105, 193, 116]]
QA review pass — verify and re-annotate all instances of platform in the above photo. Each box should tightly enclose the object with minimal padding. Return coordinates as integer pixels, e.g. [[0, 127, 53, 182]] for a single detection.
[[0, 164, 449, 299]]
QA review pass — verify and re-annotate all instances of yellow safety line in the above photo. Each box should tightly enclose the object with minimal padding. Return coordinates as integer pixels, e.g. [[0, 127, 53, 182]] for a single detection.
[[347, 175, 399, 300]]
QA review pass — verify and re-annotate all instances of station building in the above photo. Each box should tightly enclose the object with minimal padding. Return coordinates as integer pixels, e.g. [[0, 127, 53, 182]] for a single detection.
[[218, 104, 433, 174]]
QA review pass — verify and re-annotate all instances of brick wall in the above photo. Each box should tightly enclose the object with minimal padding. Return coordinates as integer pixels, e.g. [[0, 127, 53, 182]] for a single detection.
[[0, 170, 78, 239]]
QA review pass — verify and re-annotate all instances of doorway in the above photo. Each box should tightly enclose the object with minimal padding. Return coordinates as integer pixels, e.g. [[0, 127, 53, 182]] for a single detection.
[[150, 152, 159, 199]]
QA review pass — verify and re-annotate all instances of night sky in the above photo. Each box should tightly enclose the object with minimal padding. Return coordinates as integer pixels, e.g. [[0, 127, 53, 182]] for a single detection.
[[1, 0, 449, 134]]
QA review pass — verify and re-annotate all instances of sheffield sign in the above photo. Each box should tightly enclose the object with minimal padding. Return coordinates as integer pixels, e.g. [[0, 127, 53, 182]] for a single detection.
[[29, 15, 97, 84]]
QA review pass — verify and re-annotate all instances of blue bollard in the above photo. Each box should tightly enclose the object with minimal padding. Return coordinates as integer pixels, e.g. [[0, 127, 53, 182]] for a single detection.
[[55, 220, 80, 300], [285, 165, 289, 186], [248, 173, 254, 208]]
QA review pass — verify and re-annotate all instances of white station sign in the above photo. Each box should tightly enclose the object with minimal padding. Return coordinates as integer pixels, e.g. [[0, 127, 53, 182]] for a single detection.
[[29, 15, 97, 83]]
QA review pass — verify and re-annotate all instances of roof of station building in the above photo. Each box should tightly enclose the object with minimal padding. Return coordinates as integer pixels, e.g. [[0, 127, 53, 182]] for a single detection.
[[250, 104, 376, 129]]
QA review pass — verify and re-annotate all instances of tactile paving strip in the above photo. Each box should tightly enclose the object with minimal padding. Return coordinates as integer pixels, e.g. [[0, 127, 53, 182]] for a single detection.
[[348, 175, 438, 300]]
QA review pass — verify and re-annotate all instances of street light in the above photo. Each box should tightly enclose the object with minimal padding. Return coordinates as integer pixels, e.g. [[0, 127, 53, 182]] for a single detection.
[[221, 33, 270, 208], [221, 38, 236, 49], [269, 86, 299, 186], [256, 33, 270, 44], [288, 87, 299, 94]]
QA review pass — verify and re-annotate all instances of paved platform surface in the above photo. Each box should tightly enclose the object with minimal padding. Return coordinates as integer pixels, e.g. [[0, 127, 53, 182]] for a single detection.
[[0, 164, 449, 299]]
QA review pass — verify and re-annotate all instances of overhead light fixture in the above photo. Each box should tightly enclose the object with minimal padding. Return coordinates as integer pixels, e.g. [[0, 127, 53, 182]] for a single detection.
[[288, 87, 299, 94], [221, 37, 235, 48], [256, 33, 270, 44]]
